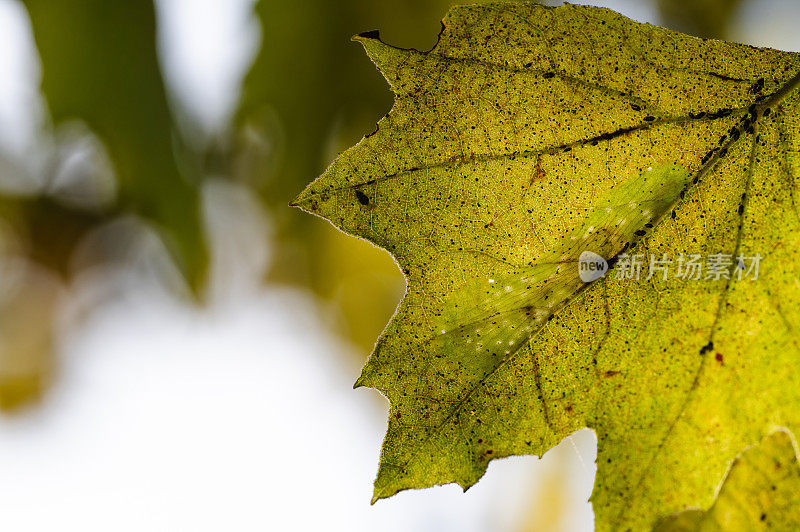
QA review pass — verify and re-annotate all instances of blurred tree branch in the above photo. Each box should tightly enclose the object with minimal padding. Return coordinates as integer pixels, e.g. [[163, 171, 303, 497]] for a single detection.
[[22, 0, 208, 292]]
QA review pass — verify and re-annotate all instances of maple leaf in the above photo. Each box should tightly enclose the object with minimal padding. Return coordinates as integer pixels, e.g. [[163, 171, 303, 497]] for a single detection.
[[292, 2, 800, 529]]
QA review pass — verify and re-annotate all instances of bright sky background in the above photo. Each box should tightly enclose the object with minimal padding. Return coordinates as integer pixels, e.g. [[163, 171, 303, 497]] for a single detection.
[[0, 0, 798, 531]]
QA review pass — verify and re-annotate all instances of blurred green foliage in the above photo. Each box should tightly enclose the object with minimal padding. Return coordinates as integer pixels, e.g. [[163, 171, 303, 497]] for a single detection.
[[657, 0, 742, 39], [23, 0, 207, 291]]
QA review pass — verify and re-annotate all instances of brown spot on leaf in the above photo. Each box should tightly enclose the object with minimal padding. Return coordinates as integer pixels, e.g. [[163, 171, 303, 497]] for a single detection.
[[531, 156, 546, 184]]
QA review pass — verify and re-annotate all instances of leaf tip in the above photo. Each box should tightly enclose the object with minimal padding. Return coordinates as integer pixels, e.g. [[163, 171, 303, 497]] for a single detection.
[[370, 482, 395, 505], [354, 368, 377, 389], [289, 185, 322, 214], [352, 28, 412, 93]]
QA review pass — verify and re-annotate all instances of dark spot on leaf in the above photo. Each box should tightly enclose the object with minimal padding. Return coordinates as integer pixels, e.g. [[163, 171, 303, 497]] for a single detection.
[[355, 190, 370, 205], [531, 158, 546, 183], [700, 341, 714, 355]]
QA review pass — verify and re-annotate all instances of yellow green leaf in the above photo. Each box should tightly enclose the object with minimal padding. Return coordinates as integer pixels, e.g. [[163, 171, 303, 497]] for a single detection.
[[293, 3, 800, 530]]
